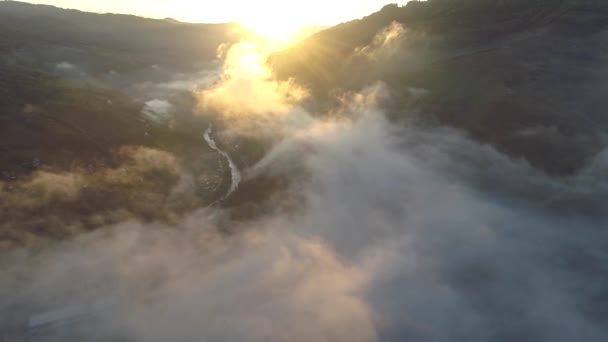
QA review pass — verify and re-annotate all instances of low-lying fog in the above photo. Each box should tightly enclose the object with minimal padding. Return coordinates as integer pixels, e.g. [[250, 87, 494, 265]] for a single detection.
[[2, 24, 607, 342]]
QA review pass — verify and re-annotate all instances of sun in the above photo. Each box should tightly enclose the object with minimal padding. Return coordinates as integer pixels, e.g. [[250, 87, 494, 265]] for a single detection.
[[242, 18, 303, 42]]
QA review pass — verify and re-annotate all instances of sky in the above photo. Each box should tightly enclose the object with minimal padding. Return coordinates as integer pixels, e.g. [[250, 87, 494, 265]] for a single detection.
[[19, 0, 407, 25]]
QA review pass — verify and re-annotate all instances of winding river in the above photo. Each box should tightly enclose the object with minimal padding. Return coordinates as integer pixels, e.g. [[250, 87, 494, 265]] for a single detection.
[[204, 126, 241, 202]]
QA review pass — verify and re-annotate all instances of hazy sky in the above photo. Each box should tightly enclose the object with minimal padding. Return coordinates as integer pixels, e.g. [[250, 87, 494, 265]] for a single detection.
[[20, 0, 407, 25]]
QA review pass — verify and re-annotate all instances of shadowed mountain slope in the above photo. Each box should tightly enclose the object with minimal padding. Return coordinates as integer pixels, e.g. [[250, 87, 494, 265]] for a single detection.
[[0, 1, 243, 174], [271, 0, 608, 175]]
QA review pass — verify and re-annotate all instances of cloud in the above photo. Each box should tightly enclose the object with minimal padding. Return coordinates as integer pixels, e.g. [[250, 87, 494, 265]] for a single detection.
[[239, 93, 608, 340], [25, 171, 84, 202], [0, 146, 217, 250], [26, 171, 81, 197], [55, 61, 76, 70], [355, 22, 406, 60], [408, 87, 430, 98], [0, 172, 85, 213], [142, 99, 174, 122], [198, 42, 311, 136], [4, 79, 608, 341], [2, 215, 377, 341], [156, 70, 219, 92], [3, 22, 608, 342]]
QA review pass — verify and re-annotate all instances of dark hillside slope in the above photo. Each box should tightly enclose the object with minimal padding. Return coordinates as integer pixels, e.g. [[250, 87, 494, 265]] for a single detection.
[[0, 1, 239, 68], [0, 1, 239, 176], [0, 2, 241, 242], [271, 0, 608, 175], [0, 1, 240, 71], [0, 65, 149, 172]]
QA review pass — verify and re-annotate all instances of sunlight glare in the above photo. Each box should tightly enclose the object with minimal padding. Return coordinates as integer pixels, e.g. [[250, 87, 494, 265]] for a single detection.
[[242, 18, 303, 42]]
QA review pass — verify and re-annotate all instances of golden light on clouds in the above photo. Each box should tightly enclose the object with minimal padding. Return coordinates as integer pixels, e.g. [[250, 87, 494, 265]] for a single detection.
[[197, 40, 313, 138], [200, 42, 308, 119]]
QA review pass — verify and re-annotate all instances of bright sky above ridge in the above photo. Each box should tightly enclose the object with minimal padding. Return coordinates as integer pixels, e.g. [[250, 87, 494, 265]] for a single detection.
[[18, 0, 409, 25]]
